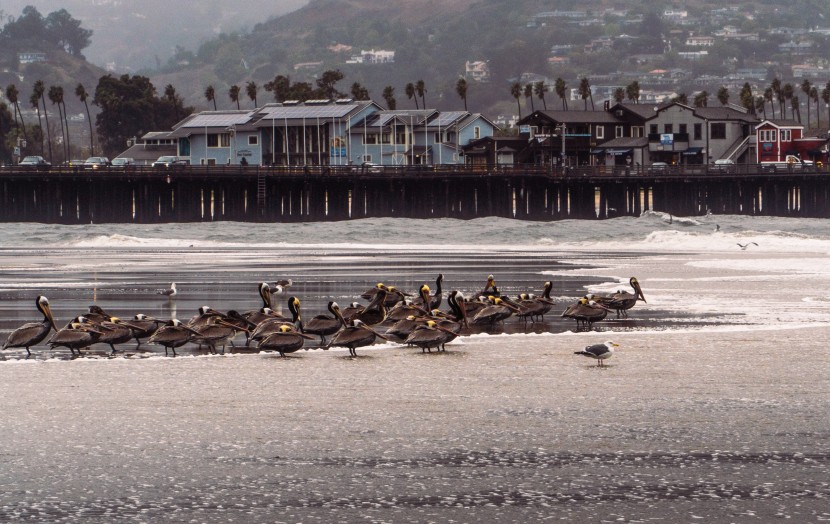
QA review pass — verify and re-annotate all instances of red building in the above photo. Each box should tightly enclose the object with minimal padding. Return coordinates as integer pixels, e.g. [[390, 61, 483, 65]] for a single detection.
[[756, 119, 827, 163]]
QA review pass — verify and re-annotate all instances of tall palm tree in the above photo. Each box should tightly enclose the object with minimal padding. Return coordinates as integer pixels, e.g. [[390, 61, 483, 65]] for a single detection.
[[770, 78, 783, 118], [455, 78, 468, 111], [578, 77, 593, 110], [716, 86, 730, 106], [823, 82, 830, 128], [625, 81, 640, 104], [801, 79, 812, 128], [782, 83, 795, 120], [415, 80, 426, 108], [229, 85, 241, 109], [205, 85, 217, 110], [405, 82, 418, 109], [755, 96, 766, 119], [246, 81, 258, 107], [764, 87, 776, 119], [613, 87, 625, 104], [29, 91, 44, 155], [164, 84, 182, 122], [48, 85, 68, 161], [33, 80, 52, 162], [811, 86, 820, 129], [554, 77, 568, 109], [534, 80, 547, 110], [693, 90, 709, 108], [75, 83, 94, 156], [510, 81, 522, 119], [382, 85, 396, 110], [5, 84, 28, 142], [791, 94, 801, 123], [524, 83, 535, 113]]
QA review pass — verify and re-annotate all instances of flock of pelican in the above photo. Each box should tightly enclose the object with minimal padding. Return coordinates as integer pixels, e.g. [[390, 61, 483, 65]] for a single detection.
[[1, 275, 646, 362]]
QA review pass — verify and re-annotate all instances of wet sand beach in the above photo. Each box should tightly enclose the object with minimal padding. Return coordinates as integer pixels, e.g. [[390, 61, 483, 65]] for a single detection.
[[1, 217, 830, 522]]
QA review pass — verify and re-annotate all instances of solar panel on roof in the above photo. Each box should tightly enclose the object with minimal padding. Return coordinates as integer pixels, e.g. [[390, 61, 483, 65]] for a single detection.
[[429, 111, 468, 127], [183, 112, 255, 128], [260, 104, 359, 120]]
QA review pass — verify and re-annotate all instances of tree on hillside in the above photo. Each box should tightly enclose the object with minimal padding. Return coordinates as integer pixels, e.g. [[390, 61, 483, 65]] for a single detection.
[[405, 82, 418, 109], [229, 85, 241, 109], [455, 78, 468, 111], [93, 74, 193, 158], [716, 87, 729, 106], [673, 93, 689, 105], [524, 83, 535, 113], [350, 82, 369, 101], [264, 75, 291, 102], [534, 80, 548, 110], [625, 81, 640, 104], [246, 81, 258, 107], [510, 81, 522, 120], [823, 82, 830, 128], [578, 77, 592, 110], [801, 79, 812, 128], [75, 83, 94, 156], [205, 85, 217, 110], [32, 80, 52, 162], [554, 78, 568, 110], [44, 8, 92, 57], [0, 103, 15, 164], [693, 90, 709, 108], [382, 86, 396, 110], [415, 80, 426, 109], [48, 85, 68, 162], [5, 85, 27, 142]]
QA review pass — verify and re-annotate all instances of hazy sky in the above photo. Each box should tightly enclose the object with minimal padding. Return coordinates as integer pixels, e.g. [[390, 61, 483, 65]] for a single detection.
[[0, 0, 309, 70]]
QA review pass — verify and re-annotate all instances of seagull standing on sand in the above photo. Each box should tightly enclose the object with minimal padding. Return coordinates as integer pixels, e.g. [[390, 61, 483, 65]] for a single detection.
[[157, 283, 177, 297], [737, 242, 758, 250], [574, 341, 619, 367]]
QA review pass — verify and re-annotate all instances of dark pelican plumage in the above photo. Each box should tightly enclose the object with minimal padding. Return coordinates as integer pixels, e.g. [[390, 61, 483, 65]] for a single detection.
[[187, 306, 220, 329], [48, 317, 103, 356], [574, 341, 619, 367], [2, 296, 58, 357], [386, 298, 430, 321], [404, 320, 459, 353], [413, 274, 444, 310], [479, 274, 500, 297], [148, 319, 200, 356], [302, 301, 345, 344], [471, 297, 519, 326], [156, 282, 177, 297], [353, 288, 388, 326], [269, 279, 293, 294], [259, 324, 316, 357], [361, 283, 408, 308], [129, 314, 164, 347], [92, 316, 145, 354], [341, 302, 365, 323], [385, 315, 429, 341], [561, 298, 610, 330], [241, 283, 275, 323], [328, 319, 391, 357], [515, 283, 556, 323], [191, 315, 248, 354], [446, 290, 469, 327], [597, 277, 646, 319], [248, 297, 302, 344]]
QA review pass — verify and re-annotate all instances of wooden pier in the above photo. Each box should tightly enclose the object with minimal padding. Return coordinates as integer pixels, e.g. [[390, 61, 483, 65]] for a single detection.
[[1, 164, 828, 223]]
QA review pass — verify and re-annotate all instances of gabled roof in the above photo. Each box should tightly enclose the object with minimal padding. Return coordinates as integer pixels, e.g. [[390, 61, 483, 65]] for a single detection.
[[519, 109, 623, 125], [694, 106, 759, 123], [755, 119, 803, 129], [608, 102, 667, 120]]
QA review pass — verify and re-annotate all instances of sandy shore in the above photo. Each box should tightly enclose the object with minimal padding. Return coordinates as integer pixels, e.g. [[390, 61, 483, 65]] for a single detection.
[[2, 243, 830, 522]]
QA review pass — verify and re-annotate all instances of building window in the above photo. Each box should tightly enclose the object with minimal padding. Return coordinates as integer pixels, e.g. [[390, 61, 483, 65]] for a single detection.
[[596, 126, 604, 139], [781, 129, 791, 141], [664, 124, 673, 134], [759, 129, 778, 142], [362, 154, 372, 162], [248, 135, 259, 146], [474, 126, 481, 139], [365, 134, 378, 145], [616, 126, 624, 138], [694, 123, 702, 140], [434, 132, 443, 143], [631, 126, 643, 138], [650, 124, 658, 135], [679, 124, 687, 134], [207, 133, 231, 148], [710, 123, 726, 140]]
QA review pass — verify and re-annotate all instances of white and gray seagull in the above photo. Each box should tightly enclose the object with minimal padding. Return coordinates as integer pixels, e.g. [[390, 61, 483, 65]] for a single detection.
[[156, 282, 177, 297], [737, 242, 758, 250], [574, 341, 619, 367]]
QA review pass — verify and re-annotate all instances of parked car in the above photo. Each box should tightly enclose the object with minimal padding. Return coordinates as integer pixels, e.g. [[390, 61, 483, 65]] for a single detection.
[[111, 157, 134, 168], [711, 159, 735, 173], [152, 156, 189, 168], [648, 161, 670, 173], [19, 156, 51, 169], [354, 161, 382, 173], [84, 156, 111, 169]]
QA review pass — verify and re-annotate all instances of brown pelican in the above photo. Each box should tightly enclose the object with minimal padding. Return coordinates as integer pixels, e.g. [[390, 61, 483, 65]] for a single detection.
[[187, 306, 223, 329], [385, 315, 429, 341], [192, 315, 248, 354], [404, 320, 459, 353], [156, 283, 177, 297], [2, 296, 57, 357], [462, 295, 491, 318], [259, 325, 316, 357], [598, 277, 646, 319], [515, 283, 556, 323], [328, 319, 391, 357], [148, 319, 200, 356], [386, 299, 430, 321], [85, 305, 114, 323], [248, 297, 302, 344], [574, 341, 619, 367], [241, 283, 274, 321], [471, 297, 519, 326], [92, 316, 146, 354], [269, 279, 293, 294], [353, 288, 388, 326], [479, 274, 500, 297], [414, 274, 444, 310], [341, 302, 365, 323], [302, 302, 346, 344], [48, 317, 104, 356], [361, 283, 408, 307], [129, 314, 164, 347], [561, 298, 611, 330], [446, 290, 469, 326]]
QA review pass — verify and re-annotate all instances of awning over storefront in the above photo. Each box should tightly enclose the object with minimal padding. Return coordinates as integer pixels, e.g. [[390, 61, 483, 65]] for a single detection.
[[682, 146, 703, 155], [606, 148, 632, 156]]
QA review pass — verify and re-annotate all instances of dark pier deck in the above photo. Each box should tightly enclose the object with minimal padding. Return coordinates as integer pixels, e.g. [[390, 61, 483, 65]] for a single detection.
[[1, 164, 828, 223]]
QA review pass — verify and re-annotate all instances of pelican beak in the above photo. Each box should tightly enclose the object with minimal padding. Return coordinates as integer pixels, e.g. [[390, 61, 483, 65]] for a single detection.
[[634, 282, 646, 303], [43, 303, 57, 331]]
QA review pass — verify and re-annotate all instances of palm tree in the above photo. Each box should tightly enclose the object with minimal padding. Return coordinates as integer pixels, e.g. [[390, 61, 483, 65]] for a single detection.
[[823, 82, 830, 128], [382, 85, 396, 110], [716, 86, 730, 106], [29, 91, 44, 155], [739, 83, 754, 112], [801, 79, 812, 128], [771, 78, 783, 118], [510, 81, 522, 119], [246, 81, 258, 107], [164, 84, 182, 122], [205, 85, 217, 110], [782, 83, 795, 119], [811, 86, 820, 129], [554, 77, 568, 109], [534, 80, 547, 110], [764, 87, 776, 119], [75, 83, 94, 156], [5, 84, 28, 142], [625, 81, 640, 104], [613, 87, 625, 104], [33, 80, 52, 162], [755, 96, 766, 119], [578, 77, 593, 110], [415, 80, 426, 108], [673, 93, 689, 105], [405, 82, 418, 109], [455, 78, 468, 111], [791, 94, 801, 123], [524, 83, 535, 113], [693, 91, 709, 108], [229, 85, 241, 109], [48, 85, 68, 162]]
